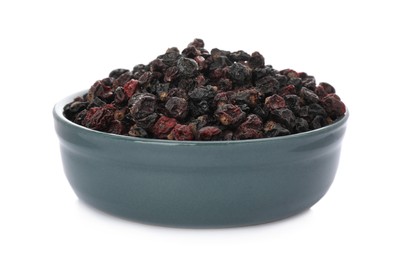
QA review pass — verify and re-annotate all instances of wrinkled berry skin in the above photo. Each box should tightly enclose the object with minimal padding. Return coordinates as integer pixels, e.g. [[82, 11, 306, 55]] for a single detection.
[[152, 116, 177, 139], [215, 104, 246, 127], [170, 124, 194, 141], [165, 97, 188, 120], [64, 39, 346, 141]]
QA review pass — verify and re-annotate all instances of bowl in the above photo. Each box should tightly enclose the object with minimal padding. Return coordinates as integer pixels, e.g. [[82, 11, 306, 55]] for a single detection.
[[53, 90, 348, 228]]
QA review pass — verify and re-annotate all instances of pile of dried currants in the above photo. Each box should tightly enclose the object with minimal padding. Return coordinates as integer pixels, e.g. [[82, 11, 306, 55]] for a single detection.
[[64, 39, 346, 141]]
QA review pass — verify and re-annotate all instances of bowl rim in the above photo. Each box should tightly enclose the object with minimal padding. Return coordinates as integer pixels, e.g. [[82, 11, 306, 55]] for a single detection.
[[54, 90, 349, 146]]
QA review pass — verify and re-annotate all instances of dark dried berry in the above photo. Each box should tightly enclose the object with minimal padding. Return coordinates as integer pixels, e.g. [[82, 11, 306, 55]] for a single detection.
[[150, 59, 167, 72], [210, 56, 232, 70], [129, 93, 156, 120], [234, 128, 263, 140], [188, 38, 205, 49], [227, 63, 251, 85], [232, 89, 259, 107], [108, 120, 126, 135], [165, 97, 188, 120], [112, 71, 134, 88], [135, 113, 158, 130], [310, 115, 326, 129], [222, 130, 234, 140], [294, 118, 309, 133], [308, 103, 327, 118], [87, 80, 105, 102], [298, 106, 309, 118], [74, 109, 87, 124], [300, 87, 319, 104], [109, 68, 130, 79], [284, 94, 301, 112], [229, 50, 251, 62], [211, 48, 230, 60], [194, 56, 206, 71], [280, 69, 299, 79], [287, 77, 302, 88], [102, 77, 114, 86], [315, 82, 336, 98], [160, 47, 181, 66], [132, 64, 147, 78], [92, 97, 106, 107], [138, 71, 154, 87], [189, 100, 211, 117], [275, 74, 288, 86], [252, 66, 275, 81], [182, 46, 200, 58], [214, 91, 234, 107], [164, 66, 179, 82], [278, 85, 297, 96], [302, 76, 316, 90], [248, 51, 265, 69], [234, 114, 263, 140], [69, 101, 88, 113], [263, 120, 290, 137], [177, 57, 198, 77], [255, 76, 280, 96], [265, 94, 286, 110], [188, 85, 217, 101], [271, 108, 296, 129], [237, 114, 263, 130], [114, 87, 127, 105], [168, 88, 188, 100], [129, 125, 149, 138], [321, 94, 346, 118], [217, 78, 233, 91], [252, 105, 269, 120]]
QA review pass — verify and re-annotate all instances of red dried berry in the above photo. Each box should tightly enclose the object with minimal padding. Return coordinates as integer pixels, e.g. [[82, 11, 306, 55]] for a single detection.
[[278, 85, 296, 96], [152, 116, 177, 139], [171, 124, 194, 141], [123, 79, 139, 98], [198, 126, 222, 141], [265, 94, 286, 110], [82, 105, 115, 131], [321, 94, 346, 118], [215, 104, 246, 126]]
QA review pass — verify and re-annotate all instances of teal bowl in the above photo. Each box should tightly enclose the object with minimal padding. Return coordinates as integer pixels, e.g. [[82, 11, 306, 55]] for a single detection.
[[53, 90, 348, 228]]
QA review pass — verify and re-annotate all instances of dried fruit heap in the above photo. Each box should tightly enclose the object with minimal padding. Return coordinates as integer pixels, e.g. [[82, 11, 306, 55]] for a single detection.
[[64, 39, 346, 141]]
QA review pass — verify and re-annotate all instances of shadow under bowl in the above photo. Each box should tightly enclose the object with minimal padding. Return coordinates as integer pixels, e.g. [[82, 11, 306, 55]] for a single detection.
[[53, 90, 348, 228]]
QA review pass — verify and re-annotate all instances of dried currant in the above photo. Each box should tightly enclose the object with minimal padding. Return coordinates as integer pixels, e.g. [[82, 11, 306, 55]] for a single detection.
[[152, 115, 177, 139], [265, 94, 286, 110], [165, 97, 188, 120], [198, 126, 222, 141], [170, 124, 194, 141], [321, 93, 346, 118], [215, 104, 246, 127], [129, 93, 157, 120], [64, 39, 346, 141]]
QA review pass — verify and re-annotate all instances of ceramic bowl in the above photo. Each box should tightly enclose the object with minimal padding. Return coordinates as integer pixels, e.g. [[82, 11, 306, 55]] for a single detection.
[[53, 90, 348, 228]]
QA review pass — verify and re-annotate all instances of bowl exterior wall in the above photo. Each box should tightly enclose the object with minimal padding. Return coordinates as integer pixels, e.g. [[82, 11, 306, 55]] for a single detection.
[[54, 92, 348, 227]]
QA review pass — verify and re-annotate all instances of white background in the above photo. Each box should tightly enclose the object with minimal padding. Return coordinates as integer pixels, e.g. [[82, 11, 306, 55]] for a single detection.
[[1, 0, 393, 259]]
